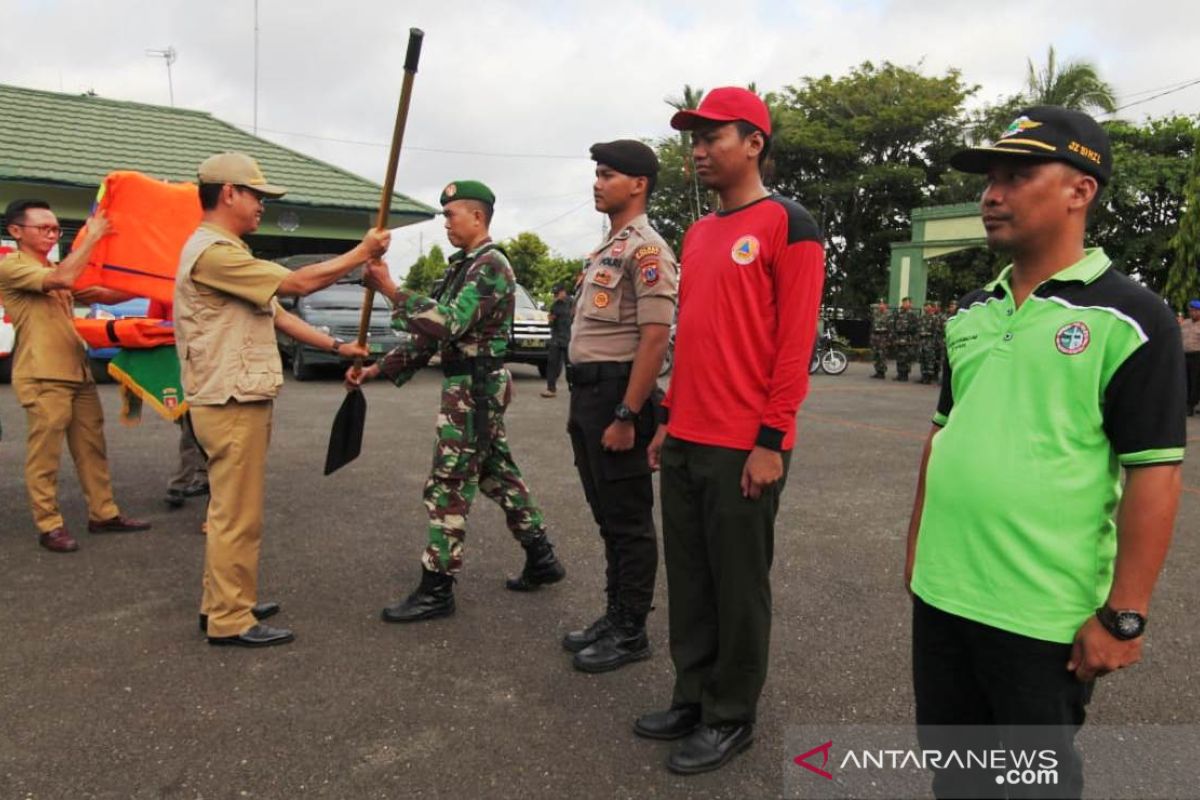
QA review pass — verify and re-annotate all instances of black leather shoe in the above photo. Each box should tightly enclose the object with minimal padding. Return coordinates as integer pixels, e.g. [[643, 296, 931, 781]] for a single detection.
[[667, 723, 755, 774], [572, 616, 651, 673], [562, 612, 614, 653], [382, 569, 455, 623], [182, 481, 210, 498], [165, 488, 186, 509], [505, 536, 566, 591], [199, 602, 281, 633], [207, 623, 294, 648], [634, 704, 701, 740]]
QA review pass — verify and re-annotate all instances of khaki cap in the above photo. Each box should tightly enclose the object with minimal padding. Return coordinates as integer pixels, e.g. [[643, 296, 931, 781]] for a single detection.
[[197, 152, 287, 198]]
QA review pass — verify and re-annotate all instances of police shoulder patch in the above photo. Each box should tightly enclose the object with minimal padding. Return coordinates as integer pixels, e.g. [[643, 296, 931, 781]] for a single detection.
[[633, 245, 660, 261], [640, 263, 660, 287]]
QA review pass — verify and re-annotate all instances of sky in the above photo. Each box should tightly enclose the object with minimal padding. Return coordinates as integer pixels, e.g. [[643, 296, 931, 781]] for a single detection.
[[3, 0, 1199, 271]]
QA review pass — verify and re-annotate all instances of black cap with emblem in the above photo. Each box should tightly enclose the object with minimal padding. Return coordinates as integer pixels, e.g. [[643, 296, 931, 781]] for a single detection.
[[950, 105, 1112, 185], [589, 140, 659, 178]]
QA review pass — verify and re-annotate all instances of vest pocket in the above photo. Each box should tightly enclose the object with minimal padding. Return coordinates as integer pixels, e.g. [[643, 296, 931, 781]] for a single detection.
[[235, 344, 283, 396]]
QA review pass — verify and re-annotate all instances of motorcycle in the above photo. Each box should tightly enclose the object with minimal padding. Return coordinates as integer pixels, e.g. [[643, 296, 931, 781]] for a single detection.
[[809, 328, 849, 375]]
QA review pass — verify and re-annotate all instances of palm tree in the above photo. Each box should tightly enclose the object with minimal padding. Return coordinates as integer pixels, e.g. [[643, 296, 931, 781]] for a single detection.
[[1025, 46, 1117, 114], [665, 84, 705, 221]]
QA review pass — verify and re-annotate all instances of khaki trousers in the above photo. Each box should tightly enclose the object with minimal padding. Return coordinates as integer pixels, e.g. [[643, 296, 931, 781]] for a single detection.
[[190, 400, 273, 638], [18, 379, 120, 533]]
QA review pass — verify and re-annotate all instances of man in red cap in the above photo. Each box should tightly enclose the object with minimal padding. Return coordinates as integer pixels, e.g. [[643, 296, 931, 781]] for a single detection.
[[635, 87, 826, 774]]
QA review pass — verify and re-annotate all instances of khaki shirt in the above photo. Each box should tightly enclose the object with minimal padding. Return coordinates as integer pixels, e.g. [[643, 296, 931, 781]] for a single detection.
[[191, 224, 291, 306], [569, 214, 678, 363], [1180, 317, 1200, 353], [0, 251, 90, 386]]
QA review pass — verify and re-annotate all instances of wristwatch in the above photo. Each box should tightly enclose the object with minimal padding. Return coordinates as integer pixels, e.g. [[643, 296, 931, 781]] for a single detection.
[[329, 336, 348, 354], [1096, 605, 1147, 640], [613, 402, 636, 423]]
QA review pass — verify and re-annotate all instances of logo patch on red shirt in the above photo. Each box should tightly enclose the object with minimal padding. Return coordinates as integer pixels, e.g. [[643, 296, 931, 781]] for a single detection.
[[731, 235, 760, 265]]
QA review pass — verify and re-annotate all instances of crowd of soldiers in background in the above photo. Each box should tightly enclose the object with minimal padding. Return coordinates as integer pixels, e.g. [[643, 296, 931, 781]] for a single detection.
[[869, 297, 958, 384]]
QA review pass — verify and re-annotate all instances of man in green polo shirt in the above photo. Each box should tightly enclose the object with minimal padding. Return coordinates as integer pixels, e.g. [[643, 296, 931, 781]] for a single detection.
[[904, 106, 1185, 798]]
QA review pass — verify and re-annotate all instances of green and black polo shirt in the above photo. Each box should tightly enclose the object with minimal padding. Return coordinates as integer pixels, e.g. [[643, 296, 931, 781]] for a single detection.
[[912, 248, 1186, 644]]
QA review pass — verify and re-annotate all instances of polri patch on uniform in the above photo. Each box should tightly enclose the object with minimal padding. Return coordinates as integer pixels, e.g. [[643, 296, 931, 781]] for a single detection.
[[611, 240, 627, 257], [594, 291, 611, 309], [1055, 321, 1090, 355], [641, 262, 660, 286], [731, 235, 760, 265], [593, 268, 615, 287], [634, 245, 660, 260]]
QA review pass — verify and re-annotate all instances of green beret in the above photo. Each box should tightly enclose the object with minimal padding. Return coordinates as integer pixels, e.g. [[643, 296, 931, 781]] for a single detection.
[[440, 180, 495, 207]]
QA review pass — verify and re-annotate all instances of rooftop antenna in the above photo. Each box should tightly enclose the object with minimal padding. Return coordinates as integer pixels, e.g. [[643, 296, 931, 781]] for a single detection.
[[145, 46, 177, 106]]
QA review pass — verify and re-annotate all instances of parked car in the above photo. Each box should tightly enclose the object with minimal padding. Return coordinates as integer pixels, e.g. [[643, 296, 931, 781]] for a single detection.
[[506, 283, 552, 377], [277, 282, 408, 381], [84, 297, 151, 383], [0, 292, 13, 383]]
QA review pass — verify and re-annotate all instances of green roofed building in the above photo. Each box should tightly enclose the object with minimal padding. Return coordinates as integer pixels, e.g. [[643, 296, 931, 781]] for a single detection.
[[0, 83, 434, 258]]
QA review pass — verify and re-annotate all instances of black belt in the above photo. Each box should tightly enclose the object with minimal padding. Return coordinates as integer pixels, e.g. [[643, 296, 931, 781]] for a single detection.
[[441, 356, 504, 378], [566, 361, 632, 387]]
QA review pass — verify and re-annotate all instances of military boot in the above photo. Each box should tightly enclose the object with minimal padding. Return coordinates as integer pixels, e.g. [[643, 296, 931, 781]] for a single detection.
[[381, 569, 455, 623], [562, 598, 617, 653], [505, 535, 566, 591], [572, 609, 651, 673]]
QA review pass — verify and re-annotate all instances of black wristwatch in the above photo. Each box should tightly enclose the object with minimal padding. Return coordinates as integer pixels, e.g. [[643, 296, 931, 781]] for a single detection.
[[329, 336, 348, 354], [613, 402, 636, 423], [1096, 605, 1147, 640]]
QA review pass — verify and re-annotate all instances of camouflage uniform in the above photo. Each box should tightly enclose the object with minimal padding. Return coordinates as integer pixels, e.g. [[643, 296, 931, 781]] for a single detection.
[[918, 306, 941, 384], [870, 304, 891, 378], [891, 304, 920, 380], [379, 239, 546, 575]]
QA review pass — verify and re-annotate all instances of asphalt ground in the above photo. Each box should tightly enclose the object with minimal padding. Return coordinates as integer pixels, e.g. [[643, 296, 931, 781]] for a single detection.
[[1, 362, 1198, 800]]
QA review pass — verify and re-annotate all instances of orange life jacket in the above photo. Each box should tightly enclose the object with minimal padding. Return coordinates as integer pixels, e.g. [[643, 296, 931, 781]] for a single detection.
[[73, 317, 175, 349]]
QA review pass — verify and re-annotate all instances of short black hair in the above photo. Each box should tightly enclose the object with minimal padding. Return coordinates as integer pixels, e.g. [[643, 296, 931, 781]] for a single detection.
[[4, 198, 51, 228], [467, 199, 494, 225], [734, 120, 771, 167], [198, 183, 224, 211]]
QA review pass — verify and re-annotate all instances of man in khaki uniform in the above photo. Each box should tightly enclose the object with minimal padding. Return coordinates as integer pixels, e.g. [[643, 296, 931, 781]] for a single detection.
[[0, 199, 151, 553], [561, 140, 678, 673], [174, 152, 389, 647]]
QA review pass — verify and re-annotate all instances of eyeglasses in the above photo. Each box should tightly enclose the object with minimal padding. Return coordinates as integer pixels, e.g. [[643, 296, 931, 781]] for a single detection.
[[14, 223, 62, 237], [234, 186, 266, 203]]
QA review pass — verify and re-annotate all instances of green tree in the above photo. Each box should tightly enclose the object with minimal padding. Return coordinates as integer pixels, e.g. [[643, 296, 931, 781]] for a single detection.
[[1024, 45, 1116, 113], [664, 84, 706, 224], [1090, 116, 1199, 292], [501, 231, 551, 288], [770, 61, 976, 312], [536, 255, 584, 297], [402, 244, 447, 293], [648, 134, 712, 254], [1165, 130, 1200, 309]]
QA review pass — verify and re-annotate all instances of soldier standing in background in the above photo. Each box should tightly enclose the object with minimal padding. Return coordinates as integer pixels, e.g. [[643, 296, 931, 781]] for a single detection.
[[918, 301, 941, 385], [891, 296, 920, 382], [351, 180, 566, 623], [541, 283, 572, 398], [869, 299, 891, 379]]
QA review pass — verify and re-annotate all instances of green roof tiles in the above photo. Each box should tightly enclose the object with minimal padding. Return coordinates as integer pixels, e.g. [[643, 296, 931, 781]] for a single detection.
[[0, 83, 434, 218]]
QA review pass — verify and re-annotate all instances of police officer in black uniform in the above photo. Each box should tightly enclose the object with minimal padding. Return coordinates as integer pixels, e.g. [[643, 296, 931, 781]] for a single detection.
[[562, 140, 679, 672]]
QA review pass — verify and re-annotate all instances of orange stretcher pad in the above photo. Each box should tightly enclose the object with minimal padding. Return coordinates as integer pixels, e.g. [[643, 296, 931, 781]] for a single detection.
[[73, 317, 175, 349], [73, 171, 202, 305]]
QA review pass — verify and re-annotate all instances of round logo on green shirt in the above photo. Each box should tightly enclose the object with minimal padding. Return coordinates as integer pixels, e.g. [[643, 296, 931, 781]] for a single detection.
[[1055, 321, 1091, 355]]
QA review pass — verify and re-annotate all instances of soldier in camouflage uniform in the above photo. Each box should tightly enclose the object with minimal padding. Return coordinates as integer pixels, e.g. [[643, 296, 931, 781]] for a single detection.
[[918, 301, 942, 384], [891, 296, 920, 382], [869, 299, 891, 379], [351, 180, 566, 623]]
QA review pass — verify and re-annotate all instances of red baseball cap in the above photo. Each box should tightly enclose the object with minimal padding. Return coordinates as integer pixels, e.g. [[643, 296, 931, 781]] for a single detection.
[[669, 86, 772, 136]]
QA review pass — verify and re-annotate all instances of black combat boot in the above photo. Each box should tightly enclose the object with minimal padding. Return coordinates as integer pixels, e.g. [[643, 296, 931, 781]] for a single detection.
[[505, 535, 566, 591], [572, 609, 651, 673], [381, 569, 455, 623], [562, 598, 617, 653]]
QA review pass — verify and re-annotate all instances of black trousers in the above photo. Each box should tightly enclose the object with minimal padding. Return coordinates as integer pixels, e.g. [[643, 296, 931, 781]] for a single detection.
[[661, 436, 791, 725], [567, 375, 657, 618], [546, 342, 568, 391], [1185, 352, 1200, 411], [912, 596, 1093, 799]]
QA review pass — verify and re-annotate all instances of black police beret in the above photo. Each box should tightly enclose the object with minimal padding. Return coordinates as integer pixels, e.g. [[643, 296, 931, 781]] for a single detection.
[[589, 140, 659, 178]]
